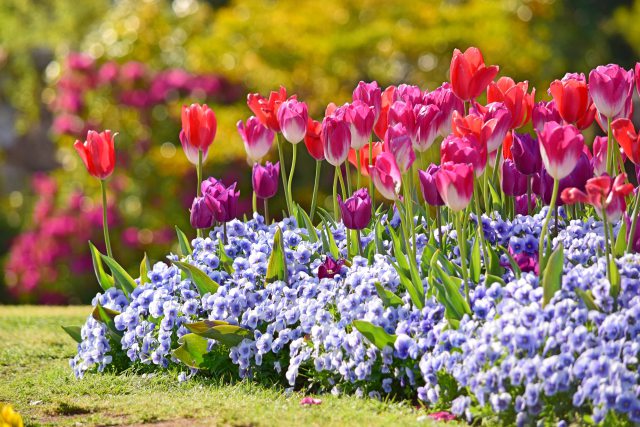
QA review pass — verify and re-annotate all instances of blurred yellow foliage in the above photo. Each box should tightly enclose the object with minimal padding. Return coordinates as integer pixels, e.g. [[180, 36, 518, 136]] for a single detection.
[[0, 404, 23, 427]]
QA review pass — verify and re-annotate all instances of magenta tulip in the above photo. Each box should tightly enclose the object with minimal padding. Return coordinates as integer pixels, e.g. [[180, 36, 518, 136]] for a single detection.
[[413, 103, 441, 152], [418, 164, 444, 206], [435, 162, 475, 212], [338, 188, 372, 230], [369, 152, 402, 200], [534, 151, 593, 206], [277, 99, 308, 144], [515, 194, 537, 216], [237, 116, 275, 163], [203, 179, 239, 223], [190, 196, 214, 229], [322, 116, 351, 166], [353, 81, 382, 121], [346, 101, 376, 150], [441, 133, 487, 177], [395, 84, 423, 106], [592, 136, 608, 176], [537, 121, 585, 180], [532, 100, 562, 133], [511, 132, 541, 176], [588, 64, 634, 120], [388, 101, 416, 142], [385, 123, 415, 174], [423, 83, 464, 137], [481, 102, 512, 153], [252, 161, 280, 199]]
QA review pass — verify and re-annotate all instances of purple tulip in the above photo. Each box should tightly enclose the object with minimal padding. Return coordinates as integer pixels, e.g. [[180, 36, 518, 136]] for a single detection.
[[322, 116, 351, 167], [203, 179, 239, 223], [388, 101, 416, 142], [277, 99, 308, 144], [534, 151, 593, 205], [588, 64, 634, 120], [317, 256, 345, 279], [511, 132, 541, 176], [532, 100, 562, 133], [345, 101, 375, 150], [237, 116, 275, 163], [337, 188, 372, 230], [352, 81, 382, 121], [423, 83, 464, 137], [502, 159, 528, 197], [385, 123, 415, 174], [418, 164, 444, 206], [515, 193, 537, 216], [190, 197, 214, 229], [413, 104, 441, 152], [252, 161, 279, 199], [624, 213, 640, 253]]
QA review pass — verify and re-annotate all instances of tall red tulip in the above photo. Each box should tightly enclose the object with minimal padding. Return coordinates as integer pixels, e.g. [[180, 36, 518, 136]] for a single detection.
[[548, 73, 595, 129], [247, 86, 289, 132], [181, 103, 217, 159], [74, 130, 116, 180], [487, 77, 535, 129], [449, 47, 499, 101], [304, 117, 324, 161]]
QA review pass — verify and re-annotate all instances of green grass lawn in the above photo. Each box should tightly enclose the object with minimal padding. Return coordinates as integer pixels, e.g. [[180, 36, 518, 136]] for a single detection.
[[0, 306, 452, 426]]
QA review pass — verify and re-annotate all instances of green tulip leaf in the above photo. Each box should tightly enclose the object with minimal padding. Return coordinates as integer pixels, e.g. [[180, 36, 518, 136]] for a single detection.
[[375, 282, 404, 308], [88, 241, 114, 291], [173, 261, 219, 296], [100, 254, 137, 298], [175, 226, 192, 257], [172, 333, 209, 369], [185, 320, 251, 347], [266, 226, 289, 284], [542, 244, 564, 307], [353, 320, 397, 351]]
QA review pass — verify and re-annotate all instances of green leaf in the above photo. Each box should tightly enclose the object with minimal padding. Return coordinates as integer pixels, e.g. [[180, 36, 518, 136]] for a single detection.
[[348, 229, 359, 258], [172, 333, 209, 368], [388, 227, 424, 309], [139, 253, 150, 284], [175, 226, 192, 257], [470, 237, 481, 283], [430, 250, 471, 324], [487, 181, 503, 211], [486, 245, 505, 277], [498, 245, 522, 279], [173, 261, 219, 296], [266, 226, 289, 284], [185, 320, 251, 347], [352, 320, 397, 350], [320, 218, 340, 259], [100, 254, 137, 298], [91, 304, 122, 338], [296, 203, 318, 243], [365, 239, 376, 264], [62, 325, 82, 343], [614, 220, 627, 258], [609, 260, 621, 299], [542, 244, 564, 307], [218, 240, 235, 274], [375, 282, 403, 308], [485, 274, 506, 286], [575, 288, 600, 311], [88, 241, 114, 291]]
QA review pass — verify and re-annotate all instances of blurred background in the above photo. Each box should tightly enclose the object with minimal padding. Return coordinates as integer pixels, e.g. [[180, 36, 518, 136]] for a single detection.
[[0, 0, 638, 304]]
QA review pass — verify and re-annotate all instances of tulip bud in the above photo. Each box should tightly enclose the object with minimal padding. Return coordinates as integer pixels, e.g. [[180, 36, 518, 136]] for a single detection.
[[338, 188, 372, 230], [304, 117, 324, 161], [435, 162, 475, 212], [385, 123, 415, 174], [413, 104, 441, 152], [277, 99, 308, 144], [181, 103, 217, 160], [74, 130, 116, 180], [203, 179, 240, 223], [515, 194, 537, 216], [345, 101, 375, 150], [450, 47, 499, 101], [511, 132, 541, 176], [588, 64, 634, 120], [441, 133, 487, 177], [190, 197, 214, 229], [369, 152, 401, 200], [418, 164, 444, 206], [252, 161, 280, 200], [352, 81, 382, 121], [537, 121, 585, 180], [322, 116, 351, 166], [548, 74, 595, 129], [501, 159, 528, 197], [237, 116, 275, 163]]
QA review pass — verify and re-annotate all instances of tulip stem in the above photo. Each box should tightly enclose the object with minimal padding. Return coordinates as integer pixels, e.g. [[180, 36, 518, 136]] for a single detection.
[[263, 198, 270, 225], [602, 208, 612, 284], [402, 175, 416, 259], [627, 192, 640, 253], [333, 168, 339, 221], [252, 191, 257, 215], [473, 180, 489, 270], [276, 134, 292, 217], [355, 149, 362, 189], [436, 206, 442, 249], [196, 149, 203, 239], [369, 138, 375, 216], [310, 160, 322, 221], [337, 165, 348, 201], [539, 178, 560, 272], [345, 159, 352, 197], [526, 176, 532, 216], [356, 230, 362, 257], [482, 169, 490, 215], [287, 143, 297, 212], [223, 221, 228, 245], [100, 179, 113, 259], [454, 211, 469, 302]]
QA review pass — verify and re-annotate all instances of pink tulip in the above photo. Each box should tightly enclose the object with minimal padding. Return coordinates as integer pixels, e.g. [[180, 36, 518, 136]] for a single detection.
[[413, 103, 441, 152], [635, 63, 640, 98], [479, 102, 512, 153], [388, 101, 416, 142], [252, 161, 280, 199], [441, 133, 487, 177], [237, 116, 275, 163], [395, 84, 423, 106], [588, 64, 634, 120], [369, 152, 402, 200], [345, 101, 376, 150], [352, 81, 382, 121], [423, 83, 464, 137], [435, 162, 475, 212], [385, 123, 415, 174], [537, 121, 585, 180], [277, 99, 308, 144], [532, 100, 562, 133], [322, 116, 351, 166], [592, 136, 608, 176]]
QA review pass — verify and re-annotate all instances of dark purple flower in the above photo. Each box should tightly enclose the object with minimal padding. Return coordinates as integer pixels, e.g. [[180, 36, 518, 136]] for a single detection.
[[515, 193, 537, 216], [317, 256, 345, 279], [625, 213, 640, 253], [203, 178, 239, 223], [252, 161, 279, 200], [418, 164, 444, 206], [338, 188, 372, 230], [502, 159, 528, 197], [501, 247, 539, 274], [534, 151, 593, 205], [511, 132, 541, 176], [190, 197, 213, 229]]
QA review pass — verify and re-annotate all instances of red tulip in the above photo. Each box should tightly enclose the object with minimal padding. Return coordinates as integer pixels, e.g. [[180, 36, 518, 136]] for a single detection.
[[561, 173, 634, 223], [374, 85, 396, 140], [322, 116, 351, 167], [304, 117, 324, 161], [452, 104, 510, 154], [435, 162, 475, 212], [537, 121, 585, 180], [369, 152, 401, 200], [348, 141, 384, 176], [548, 73, 595, 129], [74, 130, 116, 180], [611, 118, 640, 165], [449, 47, 499, 101], [181, 103, 217, 159], [247, 86, 289, 132], [487, 77, 535, 129]]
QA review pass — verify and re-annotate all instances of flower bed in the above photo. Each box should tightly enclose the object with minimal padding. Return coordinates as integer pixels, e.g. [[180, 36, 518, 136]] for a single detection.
[[67, 48, 640, 426]]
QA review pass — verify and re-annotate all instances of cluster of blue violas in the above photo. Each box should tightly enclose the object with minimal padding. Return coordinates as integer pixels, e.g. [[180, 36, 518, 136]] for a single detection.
[[71, 211, 640, 426]]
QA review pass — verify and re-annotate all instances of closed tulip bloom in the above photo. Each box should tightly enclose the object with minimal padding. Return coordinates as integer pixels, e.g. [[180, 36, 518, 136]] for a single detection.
[[348, 141, 384, 176], [203, 179, 240, 223], [352, 81, 382, 121], [435, 162, 475, 212], [388, 101, 416, 141], [561, 173, 634, 223], [537, 121, 585, 180], [534, 151, 593, 206], [338, 188, 372, 230], [373, 85, 396, 140], [304, 117, 324, 161], [423, 83, 464, 137], [611, 118, 640, 164], [74, 130, 116, 179], [237, 116, 275, 163], [487, 77, 535, 129], [413, 103, 441, 152], [501, 159, 528, 197], [346, 101, 375, 150], [252, 161, 280, 199], [515, 194, 537, 216], [369, 152, 402, 200], [418, 164, 444, 206], [511, 132, 541, 176], [181, 104, 217, 158], [480, 102, 512, 153], [588, 64, 634, 119], [532, 100, 562, 133], [385, 123, 415, 174], [190, 196, 214, 229], [277, 99, 308, 144], [449, 47, 499, 101], [322, 116, 351, 166], [395, 84, 423, 106], [548, 73, 595, 129], [592, 136, 608, 176], [247, 86, 289, 132], [441, 133, 487, 177]]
